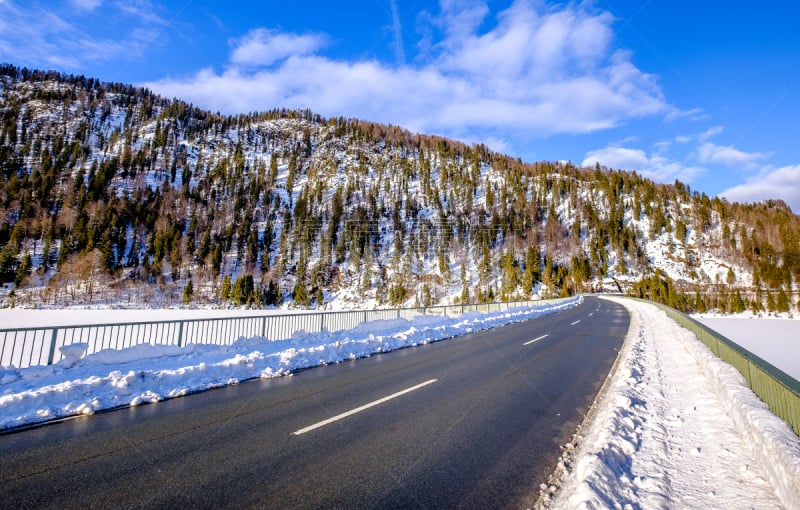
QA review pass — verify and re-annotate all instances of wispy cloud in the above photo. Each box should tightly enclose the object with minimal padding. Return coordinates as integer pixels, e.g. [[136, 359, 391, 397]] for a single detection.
[[69, 0, 102, 11], [145, 1, 674, 150], [115, 0, 169, 26], [698, 125, 724, 142], [0, 0, 165, 70], [664, 106, 706, 122], [389, 0, 405, 65]]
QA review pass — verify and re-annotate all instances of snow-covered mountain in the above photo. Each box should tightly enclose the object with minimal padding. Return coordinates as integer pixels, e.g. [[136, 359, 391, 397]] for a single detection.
[[1, 64, 798, 312]]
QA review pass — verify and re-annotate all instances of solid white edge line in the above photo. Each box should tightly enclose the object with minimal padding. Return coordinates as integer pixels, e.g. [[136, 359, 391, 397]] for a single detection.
[[571, 320, 581, 325], [292, 379, 438, 436], [523, 334, 549, 346]]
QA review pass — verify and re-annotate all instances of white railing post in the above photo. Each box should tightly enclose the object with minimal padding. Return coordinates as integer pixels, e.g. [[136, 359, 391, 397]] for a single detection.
[[3, 297, 575, 369], [46, 327, 58, 365]]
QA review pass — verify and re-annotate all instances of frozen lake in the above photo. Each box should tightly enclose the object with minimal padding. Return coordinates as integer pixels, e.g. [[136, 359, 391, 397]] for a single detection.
[[696, 317, 800, 381], [0, 307, 309, 329]]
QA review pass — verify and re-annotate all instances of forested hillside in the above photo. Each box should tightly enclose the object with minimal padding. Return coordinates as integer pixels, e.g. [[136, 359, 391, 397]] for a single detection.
[[1, 64, 798, 312]]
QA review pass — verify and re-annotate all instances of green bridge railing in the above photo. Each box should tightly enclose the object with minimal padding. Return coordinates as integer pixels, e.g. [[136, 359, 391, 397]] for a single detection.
[[632, 297, 800, 436]]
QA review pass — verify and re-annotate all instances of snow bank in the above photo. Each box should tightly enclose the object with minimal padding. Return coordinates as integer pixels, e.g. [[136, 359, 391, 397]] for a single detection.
[[0, 298, 579, 431], [543, 297, 800, 509], [690, 328, 800, 508]]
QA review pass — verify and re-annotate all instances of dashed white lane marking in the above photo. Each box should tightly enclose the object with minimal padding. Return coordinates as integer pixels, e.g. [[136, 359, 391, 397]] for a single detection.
[[523, 334, 549, 346], [571, 320, 581, 326], [292, 379, 438, 436]]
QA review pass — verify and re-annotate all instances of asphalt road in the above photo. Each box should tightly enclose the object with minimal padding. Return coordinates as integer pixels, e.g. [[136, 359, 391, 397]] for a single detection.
[[0, 296, 629, 509]]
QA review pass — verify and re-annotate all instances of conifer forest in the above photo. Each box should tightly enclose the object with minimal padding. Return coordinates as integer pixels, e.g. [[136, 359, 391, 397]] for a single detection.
[[1, 65, 799, 312]]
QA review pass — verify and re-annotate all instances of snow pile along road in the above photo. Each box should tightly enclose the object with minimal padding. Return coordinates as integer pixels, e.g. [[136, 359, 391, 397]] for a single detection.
[[544, 297, 800, 509], [0, 298, 579, 431]]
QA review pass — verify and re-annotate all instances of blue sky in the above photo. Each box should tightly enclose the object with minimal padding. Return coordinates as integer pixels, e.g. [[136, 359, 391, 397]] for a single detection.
[[1, 1, 799, 211]]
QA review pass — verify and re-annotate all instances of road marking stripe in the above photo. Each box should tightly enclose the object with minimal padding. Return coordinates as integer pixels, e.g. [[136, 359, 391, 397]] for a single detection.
[[523, 334, 548, 346], [292, 379, 438, 436], [588, 313, 594, 317], [571, 320, 581, 325]]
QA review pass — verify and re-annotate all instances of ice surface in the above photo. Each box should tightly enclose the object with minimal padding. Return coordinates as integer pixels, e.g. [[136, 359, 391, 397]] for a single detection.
[[695, 317, 800, 381]]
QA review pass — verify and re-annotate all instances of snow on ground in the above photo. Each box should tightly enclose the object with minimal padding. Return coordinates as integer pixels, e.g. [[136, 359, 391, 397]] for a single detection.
[[542, 297, 800, 510], [0, 298, 580, 431], [695, 317, 800, 381]]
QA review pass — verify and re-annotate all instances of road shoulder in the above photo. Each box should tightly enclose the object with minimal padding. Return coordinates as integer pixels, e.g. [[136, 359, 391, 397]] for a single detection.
[[538, 297, 796, 509]]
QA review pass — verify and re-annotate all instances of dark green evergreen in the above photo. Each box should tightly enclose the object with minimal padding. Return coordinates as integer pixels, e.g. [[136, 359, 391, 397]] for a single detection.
[[0, 64, 798, 312]]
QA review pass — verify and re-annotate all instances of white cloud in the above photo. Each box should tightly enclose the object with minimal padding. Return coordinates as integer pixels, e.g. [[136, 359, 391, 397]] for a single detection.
[[664, 106, 706, 122], [720, 165, 800, 212], [435, 0, 489, 43], [582, 145, 703, 184], [675, 125, 723, 145], [69, 0, 102, 11], [144, 1, 671, 144], [116, 0, 168, 26], [698, 125, 724, 142], [230, 29, 327, 67], [696, 142, 767, 168], [653, 140, 671, 153]]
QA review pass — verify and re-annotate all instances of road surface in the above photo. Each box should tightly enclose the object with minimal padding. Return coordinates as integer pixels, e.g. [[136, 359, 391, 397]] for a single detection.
[[0, 296, 629, 509]]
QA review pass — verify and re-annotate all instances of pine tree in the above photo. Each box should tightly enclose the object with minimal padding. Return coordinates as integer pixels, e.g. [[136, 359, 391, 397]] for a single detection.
[[220, 276, 231, 301], [694, 289, 707, 313], [730, 290, 746, 313], [231, 274, 255, 305], [776, 288, 790, 313], [293, 280, 309, 307], [460, 262, 470, 303], [500, 249, 518, 300], [182, 278, 193, 304], [675, 220, 687, 245], [521, 244, 541, 297], [14, 253, 31, 286]]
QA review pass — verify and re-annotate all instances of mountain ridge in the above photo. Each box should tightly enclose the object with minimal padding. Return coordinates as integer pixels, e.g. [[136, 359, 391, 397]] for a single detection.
[[1, 64, 798, 313]]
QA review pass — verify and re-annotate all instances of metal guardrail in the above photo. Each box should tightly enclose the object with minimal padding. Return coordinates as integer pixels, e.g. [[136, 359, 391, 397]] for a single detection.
[[0, 298, 571, 369], [631, 298, 800, 436]]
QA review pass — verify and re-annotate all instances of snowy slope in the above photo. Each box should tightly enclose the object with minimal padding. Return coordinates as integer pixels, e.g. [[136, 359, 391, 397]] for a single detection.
[[4, 69, 797, 313]]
